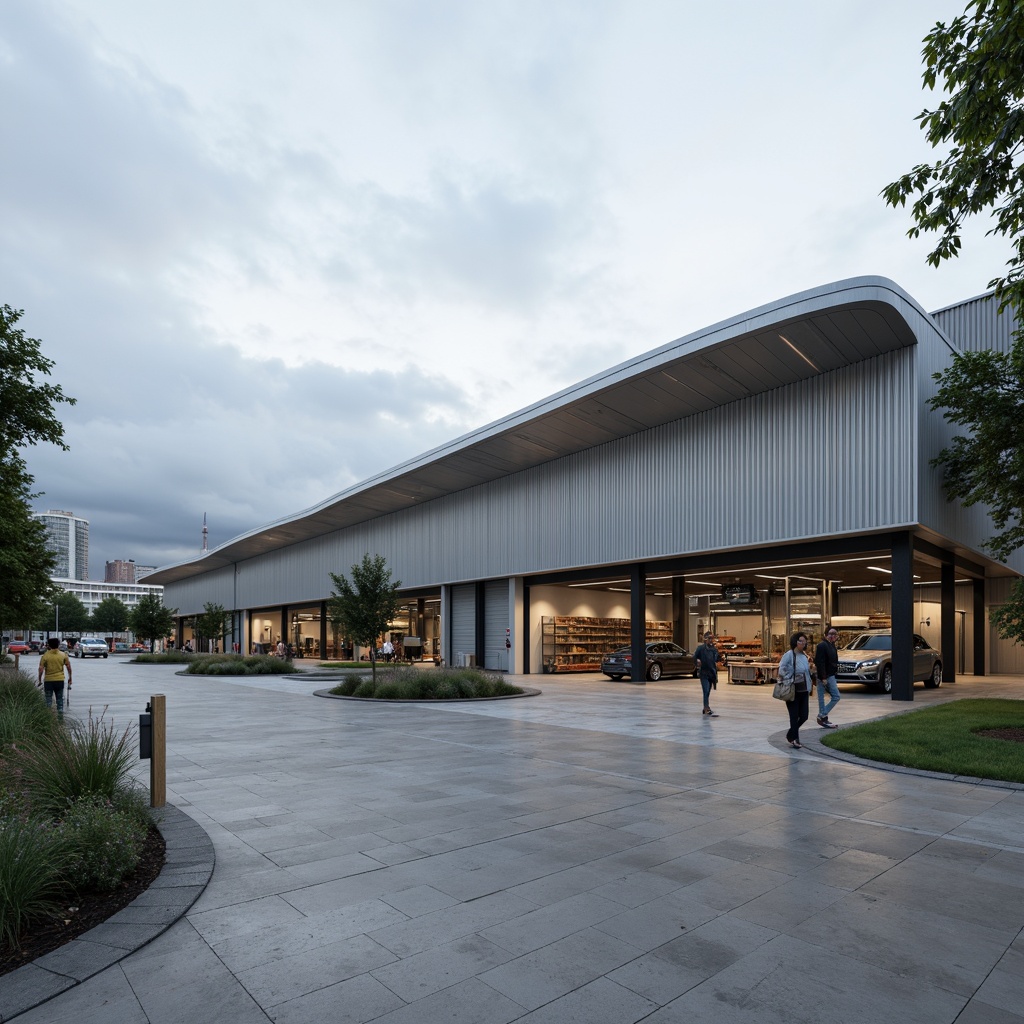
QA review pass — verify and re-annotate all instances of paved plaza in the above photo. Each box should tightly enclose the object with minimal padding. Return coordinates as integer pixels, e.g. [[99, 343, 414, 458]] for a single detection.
[[4, 660, 1024, 1023]]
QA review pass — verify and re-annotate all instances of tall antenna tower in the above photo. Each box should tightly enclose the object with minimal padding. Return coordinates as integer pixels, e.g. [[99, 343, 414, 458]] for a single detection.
[[201, 512, 208, 553]]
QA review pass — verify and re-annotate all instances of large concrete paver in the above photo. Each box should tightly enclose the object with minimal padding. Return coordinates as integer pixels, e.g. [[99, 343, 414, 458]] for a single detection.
[[5, 662, 1024, 1023]]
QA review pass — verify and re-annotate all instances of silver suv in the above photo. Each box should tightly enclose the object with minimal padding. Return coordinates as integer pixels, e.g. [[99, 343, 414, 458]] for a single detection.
[[74, 637, 109, 659], [835, 631, 941, 693]]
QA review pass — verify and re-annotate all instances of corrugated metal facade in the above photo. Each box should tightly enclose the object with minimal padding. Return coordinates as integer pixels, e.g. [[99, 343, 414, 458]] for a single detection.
[[931, 292, 1018, 354], [166, 351, 918, 617]]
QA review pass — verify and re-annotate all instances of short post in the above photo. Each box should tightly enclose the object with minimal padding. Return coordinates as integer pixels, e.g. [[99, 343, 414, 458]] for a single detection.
[[150, 693, 166, 808]]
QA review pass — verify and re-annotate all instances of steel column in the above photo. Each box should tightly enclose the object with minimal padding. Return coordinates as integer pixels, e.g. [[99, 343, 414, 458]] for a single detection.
[[890, 532, 914, 701]]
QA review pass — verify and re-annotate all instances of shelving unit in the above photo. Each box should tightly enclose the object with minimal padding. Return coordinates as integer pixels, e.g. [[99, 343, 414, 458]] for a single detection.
[[541, 616, 673, 673]]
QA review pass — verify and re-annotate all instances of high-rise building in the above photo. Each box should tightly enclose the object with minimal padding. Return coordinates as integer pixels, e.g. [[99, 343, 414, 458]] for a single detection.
[[33, 509, 89, 581], [104, 559, 157, 583]]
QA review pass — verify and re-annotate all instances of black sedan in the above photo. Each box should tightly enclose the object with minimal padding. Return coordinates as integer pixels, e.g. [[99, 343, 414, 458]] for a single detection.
[[601, 641, 697, 681]]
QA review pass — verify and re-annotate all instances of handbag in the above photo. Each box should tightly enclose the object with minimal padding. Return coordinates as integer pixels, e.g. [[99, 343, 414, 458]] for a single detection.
[[772, 651, 795, 702]]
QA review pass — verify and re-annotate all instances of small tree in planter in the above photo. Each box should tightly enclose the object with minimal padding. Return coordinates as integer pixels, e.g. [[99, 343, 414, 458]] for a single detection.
[[328, 554, 401, 684]]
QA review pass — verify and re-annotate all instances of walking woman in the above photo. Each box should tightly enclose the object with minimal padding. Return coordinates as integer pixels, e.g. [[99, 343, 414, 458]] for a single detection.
[[779, 631, 812, 749]]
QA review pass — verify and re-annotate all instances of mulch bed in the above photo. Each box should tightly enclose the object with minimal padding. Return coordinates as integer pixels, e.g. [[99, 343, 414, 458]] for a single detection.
[[976, 727, 1024, 743], [0, 824, 166, 977]]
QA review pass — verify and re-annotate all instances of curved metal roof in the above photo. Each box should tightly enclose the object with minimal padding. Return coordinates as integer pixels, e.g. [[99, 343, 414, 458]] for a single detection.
[[146, 276, 944, 584]]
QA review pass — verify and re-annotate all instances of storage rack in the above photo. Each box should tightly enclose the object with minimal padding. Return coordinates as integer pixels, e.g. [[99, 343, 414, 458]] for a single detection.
[[541, 616, 673, 673]]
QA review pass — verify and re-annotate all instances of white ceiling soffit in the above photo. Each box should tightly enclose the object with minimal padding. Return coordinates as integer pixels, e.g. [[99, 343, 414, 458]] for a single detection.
[[147, 276, 930, 583]]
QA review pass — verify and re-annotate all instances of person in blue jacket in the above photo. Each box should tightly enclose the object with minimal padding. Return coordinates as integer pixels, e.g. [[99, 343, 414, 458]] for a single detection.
[[693, 632, 720, 717]]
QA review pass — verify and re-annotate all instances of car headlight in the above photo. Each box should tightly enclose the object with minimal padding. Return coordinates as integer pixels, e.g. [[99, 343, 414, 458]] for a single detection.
[[858, 659, 880, 669]]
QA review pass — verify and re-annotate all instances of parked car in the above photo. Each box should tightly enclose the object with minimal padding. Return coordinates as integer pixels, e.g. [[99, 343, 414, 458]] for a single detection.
[[74, 637, 109, 659], [130, 642, 150, 653], [602, 641, 698, 681], [834, 631, 942, 693], [112, 642, 132, 654], [6, 641, 31, 655]]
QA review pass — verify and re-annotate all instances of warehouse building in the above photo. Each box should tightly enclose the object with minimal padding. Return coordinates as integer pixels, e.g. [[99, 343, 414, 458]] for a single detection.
[[146, 277, 1024, 699]]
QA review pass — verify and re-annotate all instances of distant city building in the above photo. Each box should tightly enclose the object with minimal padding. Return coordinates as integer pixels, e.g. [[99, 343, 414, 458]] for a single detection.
[[33, 509, 89, 580], [51, 577, 164, 617], [104, 559, 157, 584]]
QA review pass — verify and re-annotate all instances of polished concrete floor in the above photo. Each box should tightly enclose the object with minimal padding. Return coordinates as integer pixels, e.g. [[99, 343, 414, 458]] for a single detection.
[[6, 661, 1024, 1023]]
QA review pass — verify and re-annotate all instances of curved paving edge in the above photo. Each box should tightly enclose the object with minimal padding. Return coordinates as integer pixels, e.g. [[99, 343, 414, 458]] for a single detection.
[[0, 804, 215, 1022], [313, 686, 542, 702]]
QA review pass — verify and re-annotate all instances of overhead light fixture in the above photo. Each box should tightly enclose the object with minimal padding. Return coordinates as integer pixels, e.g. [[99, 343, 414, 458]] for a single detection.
[[868, 566, 892, 574], [778, 333, 820, 371]]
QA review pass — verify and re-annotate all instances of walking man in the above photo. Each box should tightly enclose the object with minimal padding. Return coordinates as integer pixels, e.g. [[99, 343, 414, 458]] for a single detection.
[[693, 631, 720, 717], [815, 625, 840, 728], [37, 637, 72, 720]]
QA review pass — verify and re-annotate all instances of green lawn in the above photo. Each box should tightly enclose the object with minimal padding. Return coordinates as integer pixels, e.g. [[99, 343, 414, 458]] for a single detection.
[[822, 698, 1024, 783]]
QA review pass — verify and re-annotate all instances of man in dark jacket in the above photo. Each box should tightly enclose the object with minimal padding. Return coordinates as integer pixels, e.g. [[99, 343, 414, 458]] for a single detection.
[[814, 626, 840, 728], [693, 632, 720, 717]]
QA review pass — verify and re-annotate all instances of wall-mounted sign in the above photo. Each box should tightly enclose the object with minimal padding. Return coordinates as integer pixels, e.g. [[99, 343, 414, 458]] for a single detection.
[[722, 584, 759, 606]]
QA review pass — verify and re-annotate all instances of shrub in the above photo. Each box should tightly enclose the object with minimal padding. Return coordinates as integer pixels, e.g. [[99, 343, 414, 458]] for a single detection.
[[329, 668, 523, 700], [56, 796, 147, 891], [0, 816, 67, 950], [183, 654, 293, 676], [133, 651, 196, 664], [0, 671, 61, 747]]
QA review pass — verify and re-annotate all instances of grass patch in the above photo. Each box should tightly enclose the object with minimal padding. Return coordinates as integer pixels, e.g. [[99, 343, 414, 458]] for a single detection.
[[182, 654, 295, 676], [320, 661, 376, 669], [822, 698, 1024, 783], [329, 667, 523, 700]]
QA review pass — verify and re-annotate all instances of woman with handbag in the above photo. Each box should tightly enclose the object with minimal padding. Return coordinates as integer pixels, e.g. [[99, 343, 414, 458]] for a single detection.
[[778, 631, 812, 749]]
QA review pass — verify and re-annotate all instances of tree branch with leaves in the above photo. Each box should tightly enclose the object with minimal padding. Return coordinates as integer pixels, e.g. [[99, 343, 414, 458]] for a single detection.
[[328, 554, 401, 683], [883, 0, 1024, 643]]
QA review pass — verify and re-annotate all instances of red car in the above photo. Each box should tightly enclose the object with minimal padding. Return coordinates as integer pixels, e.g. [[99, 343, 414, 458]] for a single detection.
[[6, 641, 32, 655]]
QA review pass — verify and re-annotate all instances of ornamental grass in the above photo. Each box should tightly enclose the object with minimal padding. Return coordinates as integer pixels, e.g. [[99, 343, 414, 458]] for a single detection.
[[0, 669, 148, 950], [330, 667, 523, 700], [182, 654, 295, 676]]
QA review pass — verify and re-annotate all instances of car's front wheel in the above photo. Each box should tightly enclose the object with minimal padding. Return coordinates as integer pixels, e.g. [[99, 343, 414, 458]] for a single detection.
[[647, 662, 662, 681], [102, 653, 108, 658], [924, 662, 942, 688], [877, 664, 893, 694]]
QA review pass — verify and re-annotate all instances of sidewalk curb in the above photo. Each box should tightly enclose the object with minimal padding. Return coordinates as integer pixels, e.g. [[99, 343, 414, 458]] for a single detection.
[[0, 804, 215, 1022]]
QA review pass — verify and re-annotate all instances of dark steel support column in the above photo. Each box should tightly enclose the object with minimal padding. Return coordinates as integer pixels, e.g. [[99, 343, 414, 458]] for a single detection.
[[890, 533, 914, 701], [629, 563, 647, 684], [940, 563, 956, 682], [973, 579, 986, 675], [522, 586, 531, 674], [475, 582, 486, 668], [320, 600, 328, 661], [672, 577, 686, 647]]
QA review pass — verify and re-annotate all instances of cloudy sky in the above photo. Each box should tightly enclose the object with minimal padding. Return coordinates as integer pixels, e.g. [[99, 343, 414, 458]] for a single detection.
[[2, 0, 1011, 577]]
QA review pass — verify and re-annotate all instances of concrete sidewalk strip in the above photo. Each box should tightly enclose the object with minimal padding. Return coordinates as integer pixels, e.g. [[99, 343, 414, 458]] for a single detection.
[[6, 664, 1024, 1023]]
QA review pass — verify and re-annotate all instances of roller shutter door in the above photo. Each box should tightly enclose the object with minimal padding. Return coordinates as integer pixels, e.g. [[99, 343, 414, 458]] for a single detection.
[[450, 585, 476, 666], [484, 579, 509, 671]]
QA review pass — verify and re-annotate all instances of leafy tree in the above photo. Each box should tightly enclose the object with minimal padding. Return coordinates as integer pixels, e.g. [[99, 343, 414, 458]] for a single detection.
[[328, 554, 401, 682], [883, 0, 1024, 642], [0, 305, 75, 629], [33, 590, 91, 635], [0, 463, 57, 631], [194, 602, 231, 653], [128, 594, 176, 650], [91, 596, 130, 637]]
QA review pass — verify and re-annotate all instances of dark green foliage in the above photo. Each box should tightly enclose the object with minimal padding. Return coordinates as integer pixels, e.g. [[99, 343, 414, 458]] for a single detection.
[[183, 654, 294, 676], [36, 591, 92, 634], [330, 667, 523, 700], [133, 650, 196, 664], [0, 817, 67, 950], [0, 304, 74, 630], [193, 602, 231, 650], [0, 670, 61, 747], [56, 796, 146, 891], [90, 596, 130, 635], [883, 1, 1024, 643], [127, 594, 176, 648], [328, 554, 401, 684]]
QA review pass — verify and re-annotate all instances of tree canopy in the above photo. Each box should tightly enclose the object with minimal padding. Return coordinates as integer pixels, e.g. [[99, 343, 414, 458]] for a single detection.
[[883, 0, 1024, 642], [0, 305, 75, 629], [194, 602, 231, 652], [328, 554, 401, 681], [128, 594, 176, 648], [91, 596, 131, 635]]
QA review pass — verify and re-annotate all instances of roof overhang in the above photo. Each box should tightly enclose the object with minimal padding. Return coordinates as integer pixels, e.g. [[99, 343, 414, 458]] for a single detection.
[[146, 277, 940, 585]]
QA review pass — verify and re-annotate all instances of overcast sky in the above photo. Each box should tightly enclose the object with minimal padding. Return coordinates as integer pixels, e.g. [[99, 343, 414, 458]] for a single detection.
[[2, 0, 1011, 578]]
